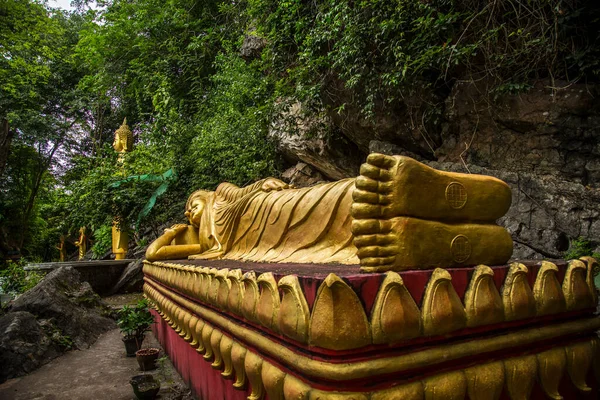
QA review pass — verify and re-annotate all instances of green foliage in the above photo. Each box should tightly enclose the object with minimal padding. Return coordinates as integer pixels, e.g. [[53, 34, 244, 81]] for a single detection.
[[185, 53, 279, 190], [0, 261, 43, 295], [564, 237, 600, 261], [116, 299, 154, 338], [57, 144, 175, 234], [0, 0, 65, 117], [0, 1, 88, 261], [91, 224, 112, 258], [249, 0, 600, 121]]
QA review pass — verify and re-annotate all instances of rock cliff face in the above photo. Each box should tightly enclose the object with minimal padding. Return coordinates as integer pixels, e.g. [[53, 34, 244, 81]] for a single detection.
[[272, 80, 600, 259]]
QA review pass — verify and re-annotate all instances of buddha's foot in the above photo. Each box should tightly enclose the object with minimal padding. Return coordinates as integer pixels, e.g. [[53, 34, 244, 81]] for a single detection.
[[354, 217, 513, 272], [351, 153, 512, 223], [351, 153, 513, 272]]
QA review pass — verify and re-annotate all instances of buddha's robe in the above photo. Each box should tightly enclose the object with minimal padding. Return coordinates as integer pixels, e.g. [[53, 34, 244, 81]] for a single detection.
[[208, 179, 358, 264]]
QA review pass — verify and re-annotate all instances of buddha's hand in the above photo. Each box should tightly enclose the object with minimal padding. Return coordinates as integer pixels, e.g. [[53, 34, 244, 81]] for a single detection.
[[165, 224, 188, 235], [261, 178, 289, 192]]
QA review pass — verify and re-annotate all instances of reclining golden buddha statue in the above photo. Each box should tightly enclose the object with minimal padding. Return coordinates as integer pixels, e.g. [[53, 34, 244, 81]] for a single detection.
[[146, 154, 513, 272]]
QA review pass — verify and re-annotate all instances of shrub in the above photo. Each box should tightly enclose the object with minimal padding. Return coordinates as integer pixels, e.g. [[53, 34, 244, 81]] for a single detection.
[[0, 261, 43, 296], [116, 299, 155, 339], [564, 237, 600, 261], [91, 224, 112, 259]]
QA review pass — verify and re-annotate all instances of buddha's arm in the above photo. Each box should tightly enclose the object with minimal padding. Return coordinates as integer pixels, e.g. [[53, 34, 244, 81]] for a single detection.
[[216, 178, 289, 203], [145, 224, 202, 261]]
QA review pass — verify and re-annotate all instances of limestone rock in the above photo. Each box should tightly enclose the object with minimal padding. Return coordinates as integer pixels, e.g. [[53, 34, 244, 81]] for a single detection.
[[281, 162, 328, 187], [0, 311, 61, 383], [240, 33, 266, 60], [322, 78, 442, 157], [369, 140, 426, 161], [9, 266, 115, 350], [269, 101, 362, 180], [111, 258, 145, 294], [438, 79, 600, 186]]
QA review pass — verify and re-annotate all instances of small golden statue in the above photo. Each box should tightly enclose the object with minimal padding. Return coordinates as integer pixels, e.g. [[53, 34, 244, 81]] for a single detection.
[[74, 227, 87, 261], [56, 235, 67, 262], [112, 118, 133, 155], [111, 118, 132, 259], [112, 220, 129, 260], [146, 154, 513, 272]]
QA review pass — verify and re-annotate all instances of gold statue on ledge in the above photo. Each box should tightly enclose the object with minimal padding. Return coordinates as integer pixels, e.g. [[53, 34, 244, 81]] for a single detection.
[[112, 220, 129, 260], [56, 235, 67, 262], [146, 154, 513, 272], [74, 227, 87, 261]]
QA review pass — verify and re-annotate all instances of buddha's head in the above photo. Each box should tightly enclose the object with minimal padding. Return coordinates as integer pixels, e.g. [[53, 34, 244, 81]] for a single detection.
[[185, 190, 212, 227]]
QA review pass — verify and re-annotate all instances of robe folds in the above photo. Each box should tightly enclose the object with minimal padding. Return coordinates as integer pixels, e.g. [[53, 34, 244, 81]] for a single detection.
[[210, 179, 358, 264]]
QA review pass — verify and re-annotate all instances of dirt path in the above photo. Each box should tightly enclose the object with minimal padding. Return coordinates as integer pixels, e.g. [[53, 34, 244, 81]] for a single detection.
[[0, 328, 192, 400]]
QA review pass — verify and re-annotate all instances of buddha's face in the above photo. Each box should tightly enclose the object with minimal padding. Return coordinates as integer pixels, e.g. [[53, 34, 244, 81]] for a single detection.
[[185, 198, 205, 227]]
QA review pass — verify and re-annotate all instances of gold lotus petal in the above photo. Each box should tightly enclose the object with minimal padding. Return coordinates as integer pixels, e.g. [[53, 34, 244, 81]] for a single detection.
[[278, 275, 310, 343], [370, 381, 423, 400], [464, 361, 503, 400], [423, 370, 467, 400], [283, 375, 310, 400], [464, 265, 504, 327], [262, 360, 286, 400], [422, 268, 467, 336], [503, 355, 537, 400], [242, 271, 259, 323], [201, 324, 214, 360], [245, 351, 265, 400], [536, 347, 566, 399], [580, 256, 599, 304], [533, 261, 566, 316], [186, 314, 198, 343], [309, 273, 371, 350], [220, 334, 234, 378], [231, 341, 248, 389], [216, 268, 231, 310], [227, 269, 245, 315], [502, 263, 536, 321], [371, 271, 421, 343], [193, 318, 205, 351], [565, 341, 592, 392], [563, 260, 594, 311], [257, 272, 281, 333], [208, 267, 220, 305], [210, 329, 224, 369]]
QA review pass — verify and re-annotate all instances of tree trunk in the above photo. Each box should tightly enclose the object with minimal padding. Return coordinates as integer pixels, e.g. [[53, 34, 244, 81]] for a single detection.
[[0, 118, 13, 177]]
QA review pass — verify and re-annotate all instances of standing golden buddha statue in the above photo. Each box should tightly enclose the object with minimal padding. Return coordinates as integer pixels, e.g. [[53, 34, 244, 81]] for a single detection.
[[56, 235, 67, 262], [112, 118, 132, 260], [74, 227, 87, 260], [146, 154, 513, 272]]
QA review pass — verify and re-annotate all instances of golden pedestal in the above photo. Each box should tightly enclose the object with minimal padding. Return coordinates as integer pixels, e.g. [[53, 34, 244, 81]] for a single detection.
[[143, 257, 599, 399]]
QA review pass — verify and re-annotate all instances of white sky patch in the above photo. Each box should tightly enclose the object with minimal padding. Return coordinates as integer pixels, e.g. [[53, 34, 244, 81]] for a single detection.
[[49, 0, 76, 11]]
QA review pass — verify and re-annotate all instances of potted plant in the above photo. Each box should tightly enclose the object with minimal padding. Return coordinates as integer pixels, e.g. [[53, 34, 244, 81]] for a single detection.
[[117, 299, 155, 357], [130, 374, 160, 400], [136, 347, 160, 371]]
